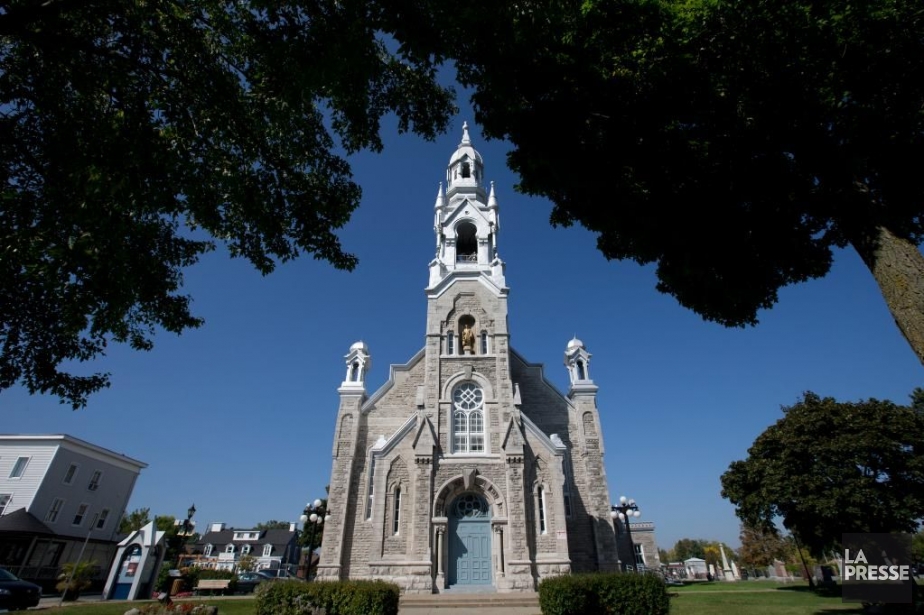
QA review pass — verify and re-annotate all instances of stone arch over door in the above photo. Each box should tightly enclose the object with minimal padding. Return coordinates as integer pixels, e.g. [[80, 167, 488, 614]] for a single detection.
[[432, 472, 507, 590], [434, 472, 506, 518]]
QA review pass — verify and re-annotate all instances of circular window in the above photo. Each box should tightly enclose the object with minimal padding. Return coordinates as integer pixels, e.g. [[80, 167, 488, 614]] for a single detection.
[[454, 493, 488, 518], [452, 383, 484, 410]]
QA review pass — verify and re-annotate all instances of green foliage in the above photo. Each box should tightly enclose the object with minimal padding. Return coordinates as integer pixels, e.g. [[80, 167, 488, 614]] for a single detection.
[[538, 573, 670, 615], [436, 0, 924, 363], [721, 390, 924, 555], [670, 539, 706, 561], [254, 579, 400, 615], [913, 531, 924, 563], [0, 0, 456, 408], [237, 554, 256, 572], [119, 508, 151, 534], [56, 560, 98, 595], [253, 521, 290, 531], [738, 524, 788, 568]]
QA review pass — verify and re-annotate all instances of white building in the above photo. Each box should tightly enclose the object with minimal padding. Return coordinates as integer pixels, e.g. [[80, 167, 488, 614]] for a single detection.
[[318, 125, 638, 593], [0, 434, 147, 588]]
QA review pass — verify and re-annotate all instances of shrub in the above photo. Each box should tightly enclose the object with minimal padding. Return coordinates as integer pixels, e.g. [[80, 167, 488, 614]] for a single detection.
[[255, 580, 400, 615], [539, 572, 670, 615], [56, 560, 98, 597]]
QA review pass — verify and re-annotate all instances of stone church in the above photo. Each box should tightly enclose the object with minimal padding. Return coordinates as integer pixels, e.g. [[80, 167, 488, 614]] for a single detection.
[[317, 125, 631, 593]]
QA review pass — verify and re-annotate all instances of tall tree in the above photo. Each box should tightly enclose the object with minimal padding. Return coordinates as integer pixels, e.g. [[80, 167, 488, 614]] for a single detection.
[[721, 390, 924, 555], [118, 507, 151, 534], [738, 524, 788, 568], [671, 538, 707, 562], [0, 0, 455, 407], [431, 0, 924, 365]]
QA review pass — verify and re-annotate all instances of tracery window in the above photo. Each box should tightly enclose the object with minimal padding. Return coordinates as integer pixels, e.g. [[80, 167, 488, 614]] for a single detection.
[[451, 383, 485, 453]]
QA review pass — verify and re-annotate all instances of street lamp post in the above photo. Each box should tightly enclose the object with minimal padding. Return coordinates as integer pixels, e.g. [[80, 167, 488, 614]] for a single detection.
[[610, 496, 641, 573], [174, 504, 197, 568], [299, 499, 328, 580]]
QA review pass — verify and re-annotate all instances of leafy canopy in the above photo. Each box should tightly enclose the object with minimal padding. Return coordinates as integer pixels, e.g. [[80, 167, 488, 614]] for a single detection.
[[721, 390, 924, 555], [0, 0, 455, 407], [437, 0, 924, 362]]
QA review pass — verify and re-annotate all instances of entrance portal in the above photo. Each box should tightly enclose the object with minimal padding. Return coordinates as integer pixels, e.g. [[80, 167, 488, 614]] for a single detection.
[[448, 493, 492, 586]]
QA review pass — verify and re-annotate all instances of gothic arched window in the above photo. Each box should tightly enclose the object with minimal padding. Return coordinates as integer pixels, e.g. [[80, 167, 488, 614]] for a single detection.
[[451, 383, 485, 453]]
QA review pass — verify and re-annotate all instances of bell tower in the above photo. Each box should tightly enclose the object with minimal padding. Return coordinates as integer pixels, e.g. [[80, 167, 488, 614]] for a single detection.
[[428, 122, 506, 292]]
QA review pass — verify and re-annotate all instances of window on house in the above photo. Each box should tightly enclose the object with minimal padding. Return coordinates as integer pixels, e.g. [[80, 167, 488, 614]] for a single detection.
[[451, 383, 485, 453], [87, 470, 102, 491], [96, 509, 110, 529], [72, 503, 90, 526], [538, 487, 547, 534], [9, 456, 29, 478], [204, 544, 213, 556], [393, 487, 401, 535], [46, 498, 64, 523], [262, 544, 272, 557], [225, 544, 235, 553], [635, 544, 646, 565], [63, 464, 78, 485], [242, 544, 252, 555], [0, 494, 11, 515]]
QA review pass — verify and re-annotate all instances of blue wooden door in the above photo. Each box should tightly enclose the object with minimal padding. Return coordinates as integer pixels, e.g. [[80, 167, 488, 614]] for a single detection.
[[449, 493, 492, 586]]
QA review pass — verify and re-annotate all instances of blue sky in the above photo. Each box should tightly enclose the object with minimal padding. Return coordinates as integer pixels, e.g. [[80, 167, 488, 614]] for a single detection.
[[2, 112, 921, 555]]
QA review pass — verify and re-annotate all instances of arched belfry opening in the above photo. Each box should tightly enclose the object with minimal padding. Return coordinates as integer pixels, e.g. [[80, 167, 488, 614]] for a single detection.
[[456, 222, 477, 262]]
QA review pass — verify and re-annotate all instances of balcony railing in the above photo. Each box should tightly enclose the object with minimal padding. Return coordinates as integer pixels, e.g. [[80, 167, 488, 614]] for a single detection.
[[456, 253, 478, 263]]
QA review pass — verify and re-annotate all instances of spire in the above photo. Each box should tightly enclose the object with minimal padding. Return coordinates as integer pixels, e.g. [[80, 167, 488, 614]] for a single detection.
[[460, 121, 471, 146], [434, 182, 446, 209], [488, 181, 498, 209], [429, 122, 506, 292]]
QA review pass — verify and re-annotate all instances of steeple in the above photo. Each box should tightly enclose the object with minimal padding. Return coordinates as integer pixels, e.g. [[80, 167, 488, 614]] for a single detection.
[[428, 123, 506, 292]]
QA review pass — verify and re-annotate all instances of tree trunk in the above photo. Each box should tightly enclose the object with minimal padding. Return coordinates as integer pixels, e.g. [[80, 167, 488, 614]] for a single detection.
[[850, 225, 924, 367]]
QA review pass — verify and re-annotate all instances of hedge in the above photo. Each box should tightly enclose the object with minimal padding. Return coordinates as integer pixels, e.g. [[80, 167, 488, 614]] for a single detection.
[[254, 580, 400, 615], [538, 572, 670, 615]]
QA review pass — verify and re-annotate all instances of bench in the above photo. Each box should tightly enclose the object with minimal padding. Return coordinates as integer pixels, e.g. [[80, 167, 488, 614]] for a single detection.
[[193, 579, 231, 596]]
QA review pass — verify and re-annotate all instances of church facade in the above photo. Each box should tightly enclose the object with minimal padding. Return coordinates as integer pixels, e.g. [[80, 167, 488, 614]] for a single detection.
[[317, 125, 625, 593]]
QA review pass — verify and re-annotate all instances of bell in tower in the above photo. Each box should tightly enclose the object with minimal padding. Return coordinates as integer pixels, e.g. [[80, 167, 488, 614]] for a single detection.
[[428, 123, 505, 291]]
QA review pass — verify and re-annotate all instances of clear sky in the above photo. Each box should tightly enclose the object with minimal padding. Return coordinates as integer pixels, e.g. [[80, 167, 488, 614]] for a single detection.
[[2, 110, 921, 555]]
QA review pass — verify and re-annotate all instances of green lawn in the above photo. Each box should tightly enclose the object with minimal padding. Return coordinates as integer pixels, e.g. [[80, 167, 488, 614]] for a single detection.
[[670, 584, 865, 615]]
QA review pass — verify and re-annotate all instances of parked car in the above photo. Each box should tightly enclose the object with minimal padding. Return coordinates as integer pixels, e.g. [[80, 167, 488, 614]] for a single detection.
[[235, 571, 273, 594], [0, 568, 42, 611]]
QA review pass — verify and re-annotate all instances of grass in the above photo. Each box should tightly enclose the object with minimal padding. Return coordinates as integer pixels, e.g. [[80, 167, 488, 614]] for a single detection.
[[670, 582, 866, 615]]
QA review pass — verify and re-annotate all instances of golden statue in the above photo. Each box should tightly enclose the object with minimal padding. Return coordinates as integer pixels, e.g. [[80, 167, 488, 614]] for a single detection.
[[461, 323, 476, 354]]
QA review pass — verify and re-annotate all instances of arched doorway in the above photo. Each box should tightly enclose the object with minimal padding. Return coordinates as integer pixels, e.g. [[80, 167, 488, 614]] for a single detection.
[[448, 493, 492, 587]]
